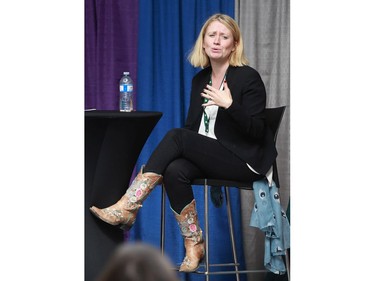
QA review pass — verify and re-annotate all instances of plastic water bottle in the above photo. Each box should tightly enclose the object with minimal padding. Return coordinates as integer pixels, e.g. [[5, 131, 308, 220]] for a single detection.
[[119, 72, 134, 112]]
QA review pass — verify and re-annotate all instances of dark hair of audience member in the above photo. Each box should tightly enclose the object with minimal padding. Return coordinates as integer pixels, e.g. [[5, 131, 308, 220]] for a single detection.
[[96, 242, 179, 281]]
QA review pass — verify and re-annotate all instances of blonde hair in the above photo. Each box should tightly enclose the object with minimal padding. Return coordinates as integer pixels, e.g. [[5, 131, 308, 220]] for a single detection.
[[188, 14, 249, 68]]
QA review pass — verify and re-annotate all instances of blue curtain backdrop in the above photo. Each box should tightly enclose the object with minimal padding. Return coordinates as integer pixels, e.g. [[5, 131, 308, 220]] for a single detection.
[[129, 1, 246, 281]]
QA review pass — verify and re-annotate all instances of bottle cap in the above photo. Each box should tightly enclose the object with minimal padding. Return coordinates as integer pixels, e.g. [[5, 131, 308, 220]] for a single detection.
[[123, 71, 130, 75]]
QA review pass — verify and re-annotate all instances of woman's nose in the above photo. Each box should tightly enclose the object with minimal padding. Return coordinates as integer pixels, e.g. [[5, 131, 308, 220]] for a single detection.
[[214, 35, 220, 44]]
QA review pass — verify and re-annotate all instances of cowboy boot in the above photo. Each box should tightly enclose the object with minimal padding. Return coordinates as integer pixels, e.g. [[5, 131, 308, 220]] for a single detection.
[[90, 166, 162, 230], [172, 199, 205, 272]]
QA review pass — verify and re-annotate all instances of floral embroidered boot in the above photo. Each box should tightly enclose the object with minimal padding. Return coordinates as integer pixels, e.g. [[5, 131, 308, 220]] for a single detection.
[[90, 166, 162, 230], [172, 199, 205, 272]]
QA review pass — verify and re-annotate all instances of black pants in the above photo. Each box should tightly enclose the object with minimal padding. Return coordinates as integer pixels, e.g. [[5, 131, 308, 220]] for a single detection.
[[144, 128, 262, 213]]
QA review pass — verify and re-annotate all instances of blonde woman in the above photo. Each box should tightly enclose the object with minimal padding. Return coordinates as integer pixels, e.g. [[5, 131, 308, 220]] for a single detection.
[[90, 14, 276, 273]]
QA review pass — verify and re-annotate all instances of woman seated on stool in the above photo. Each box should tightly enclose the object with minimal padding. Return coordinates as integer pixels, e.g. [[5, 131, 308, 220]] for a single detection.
[[90, 13, 277, 273]]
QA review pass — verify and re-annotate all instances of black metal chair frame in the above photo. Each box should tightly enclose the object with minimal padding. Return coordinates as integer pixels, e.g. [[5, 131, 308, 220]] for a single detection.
[[160, 106, 288, 281]]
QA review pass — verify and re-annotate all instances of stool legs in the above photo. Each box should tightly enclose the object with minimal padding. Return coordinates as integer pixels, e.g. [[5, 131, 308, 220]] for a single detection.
[[204, 180, 210, 281], [161, 184, 166, 256], [225, 187, 240, 281], [161, 184, 280, 278]]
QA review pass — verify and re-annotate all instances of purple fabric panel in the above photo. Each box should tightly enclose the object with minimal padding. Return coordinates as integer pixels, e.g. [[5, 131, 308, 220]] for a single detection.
[[85, 0, 138, 110]]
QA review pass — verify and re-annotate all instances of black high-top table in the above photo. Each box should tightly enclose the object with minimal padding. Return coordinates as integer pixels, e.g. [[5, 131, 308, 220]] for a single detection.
[[85, 110, 162, 281]]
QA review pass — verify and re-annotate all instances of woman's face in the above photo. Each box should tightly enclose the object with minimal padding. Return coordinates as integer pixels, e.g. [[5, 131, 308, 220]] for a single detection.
[[203, 21, 236, 63]]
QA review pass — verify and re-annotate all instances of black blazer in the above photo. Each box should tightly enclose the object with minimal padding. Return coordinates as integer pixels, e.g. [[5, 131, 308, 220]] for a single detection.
[[184, 65, 277, 175]]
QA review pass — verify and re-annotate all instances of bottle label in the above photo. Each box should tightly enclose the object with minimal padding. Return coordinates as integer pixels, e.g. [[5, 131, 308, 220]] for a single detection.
[[120, 84, 133, 92]]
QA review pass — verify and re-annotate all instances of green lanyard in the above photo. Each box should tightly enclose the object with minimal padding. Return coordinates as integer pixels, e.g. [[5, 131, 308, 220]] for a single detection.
[[203, 78, 211, 133], [203, 72, 227, 133]]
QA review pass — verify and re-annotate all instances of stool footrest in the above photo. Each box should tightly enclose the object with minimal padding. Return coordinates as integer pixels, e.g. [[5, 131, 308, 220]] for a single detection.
[[172, 262, 268, 275], [194, 269, 269, 275], [199, 263, 240, 267]]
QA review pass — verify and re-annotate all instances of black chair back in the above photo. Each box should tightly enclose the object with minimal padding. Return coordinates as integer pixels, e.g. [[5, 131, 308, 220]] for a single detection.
[[265, 106, 286, 188], [265, 106, 286, 142]]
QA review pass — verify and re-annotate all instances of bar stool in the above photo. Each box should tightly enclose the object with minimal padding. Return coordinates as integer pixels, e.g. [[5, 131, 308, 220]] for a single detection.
[[160, 106, 288, 281]]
